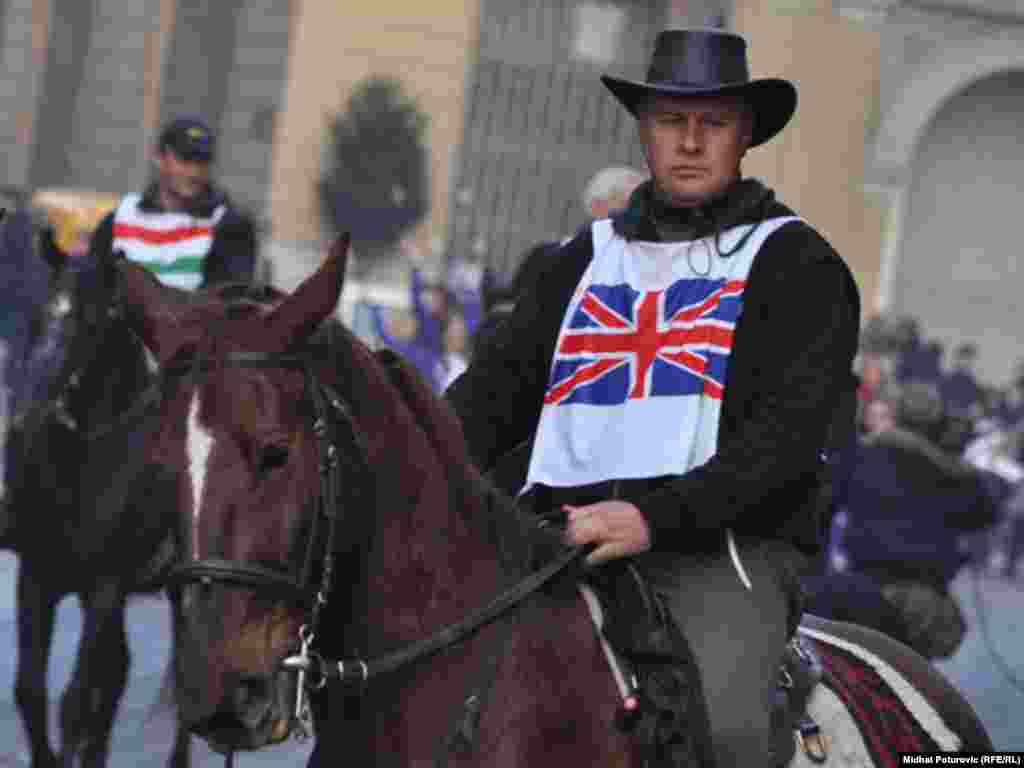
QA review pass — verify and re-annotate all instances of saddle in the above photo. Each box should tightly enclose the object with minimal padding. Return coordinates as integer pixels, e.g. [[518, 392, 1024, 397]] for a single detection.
[[583, 562, 828, 767], [481, 447, 829, 765]]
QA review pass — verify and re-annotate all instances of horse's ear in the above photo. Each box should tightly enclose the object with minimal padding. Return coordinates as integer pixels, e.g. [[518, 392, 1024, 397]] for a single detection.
[[267, 233, 349, 348], [39, 227, 67, 272], [115, 257, 186, 363]]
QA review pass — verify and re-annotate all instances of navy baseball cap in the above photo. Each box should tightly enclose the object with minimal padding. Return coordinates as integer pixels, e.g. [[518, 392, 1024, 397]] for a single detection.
[[158, 115, 215, 163]]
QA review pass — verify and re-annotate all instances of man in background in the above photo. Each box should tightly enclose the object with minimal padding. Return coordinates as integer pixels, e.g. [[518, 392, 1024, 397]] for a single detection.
[[88, 115, 258, 289], [581, 165, 649, 223]]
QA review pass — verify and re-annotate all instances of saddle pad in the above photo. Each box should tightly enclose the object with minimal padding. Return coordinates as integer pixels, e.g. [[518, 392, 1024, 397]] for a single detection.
[[800, 628, 956, 767]]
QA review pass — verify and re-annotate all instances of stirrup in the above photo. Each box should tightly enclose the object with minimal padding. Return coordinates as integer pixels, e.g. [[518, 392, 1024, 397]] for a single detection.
[[796, 716, 829, 764]]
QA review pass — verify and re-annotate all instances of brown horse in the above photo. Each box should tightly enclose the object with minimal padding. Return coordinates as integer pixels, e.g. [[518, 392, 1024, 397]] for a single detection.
[[115, 239, 992, 767]]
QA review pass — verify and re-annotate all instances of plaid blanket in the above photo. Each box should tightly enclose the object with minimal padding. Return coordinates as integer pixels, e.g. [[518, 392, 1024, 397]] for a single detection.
[[814, 637, 940, 766]]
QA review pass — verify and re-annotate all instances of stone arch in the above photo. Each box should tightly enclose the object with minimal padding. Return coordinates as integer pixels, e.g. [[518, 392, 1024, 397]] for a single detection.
[[883, 66, 1024, 385], [869, 35, 1024, 320], [871, 36, 1024, 182]]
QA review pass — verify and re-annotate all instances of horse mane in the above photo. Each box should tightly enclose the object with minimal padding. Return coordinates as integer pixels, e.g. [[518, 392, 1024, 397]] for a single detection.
[[296, 310, 542, 592], [370, 347, 537, 573], [193, 284, 540, 622], [207, 280, 284, 306], [159, 281, 532, 569], [47, 254, 152, 420], [198, 282, 496, 520]]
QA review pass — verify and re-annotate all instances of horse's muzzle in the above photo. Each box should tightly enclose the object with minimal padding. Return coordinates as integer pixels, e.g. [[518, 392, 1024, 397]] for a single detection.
[[192, 674, 295, 752]]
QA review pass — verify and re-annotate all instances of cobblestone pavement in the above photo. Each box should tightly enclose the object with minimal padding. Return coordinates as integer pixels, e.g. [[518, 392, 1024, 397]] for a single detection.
[[0, 553, 1019, 765]]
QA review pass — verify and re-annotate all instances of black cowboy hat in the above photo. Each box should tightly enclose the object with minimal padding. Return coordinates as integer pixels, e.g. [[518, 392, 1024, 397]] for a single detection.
[[601, 28, 797, 148]]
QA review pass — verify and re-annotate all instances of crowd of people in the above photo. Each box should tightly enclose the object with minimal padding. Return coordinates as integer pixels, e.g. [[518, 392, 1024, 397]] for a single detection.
[[805, 310, 1024, 661]]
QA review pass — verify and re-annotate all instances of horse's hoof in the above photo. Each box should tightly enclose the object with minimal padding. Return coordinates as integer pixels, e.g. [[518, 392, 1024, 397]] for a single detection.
[[29, 754, 59, 768], [57, 749, 104, 768]]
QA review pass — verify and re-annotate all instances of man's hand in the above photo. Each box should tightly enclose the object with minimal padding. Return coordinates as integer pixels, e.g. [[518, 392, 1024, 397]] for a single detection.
[[564, 500, 652, 566]]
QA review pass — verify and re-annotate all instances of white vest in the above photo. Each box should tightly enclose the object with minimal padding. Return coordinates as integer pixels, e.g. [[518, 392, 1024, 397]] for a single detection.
[[112, 194, 225, 291], [522, 216, 799, 495]]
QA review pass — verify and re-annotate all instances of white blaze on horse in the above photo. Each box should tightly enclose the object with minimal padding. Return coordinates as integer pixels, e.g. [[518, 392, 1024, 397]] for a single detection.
[[115, 237, 992, 767]]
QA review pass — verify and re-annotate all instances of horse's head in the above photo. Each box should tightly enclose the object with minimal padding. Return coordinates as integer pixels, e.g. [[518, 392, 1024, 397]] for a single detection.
[[117, 236, 352, 752], [11, 235, 124, 448]]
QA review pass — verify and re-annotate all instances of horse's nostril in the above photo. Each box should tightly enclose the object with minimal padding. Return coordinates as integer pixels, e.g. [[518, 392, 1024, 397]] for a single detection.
[[234, 677, 267, 707], [233, 677, 272, 730]]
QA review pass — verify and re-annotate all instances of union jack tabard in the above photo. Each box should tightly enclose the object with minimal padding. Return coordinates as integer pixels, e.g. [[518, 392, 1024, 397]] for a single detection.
[[544, 277, 744, 406]]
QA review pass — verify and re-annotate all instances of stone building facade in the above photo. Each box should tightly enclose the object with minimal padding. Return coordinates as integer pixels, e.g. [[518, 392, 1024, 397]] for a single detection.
[[0, 0, 292, 216], [732, 0, 1024, 384], [1, 0, 1022, 382]]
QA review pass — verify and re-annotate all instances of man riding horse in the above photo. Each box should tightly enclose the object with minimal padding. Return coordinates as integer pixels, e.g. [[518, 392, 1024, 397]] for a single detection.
[[88, 115, 258, 290], [445, 28, 861, 766]]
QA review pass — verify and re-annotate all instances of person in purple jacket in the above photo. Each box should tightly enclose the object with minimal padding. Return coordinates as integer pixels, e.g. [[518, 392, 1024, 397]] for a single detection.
[[370, 266, 451, 392], [837, 381, 999, 658], [941, 342, 985, 421], [0, 207, 50, 415]]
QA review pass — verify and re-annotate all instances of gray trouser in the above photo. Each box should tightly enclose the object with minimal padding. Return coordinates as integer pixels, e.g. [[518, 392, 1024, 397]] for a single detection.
[[635, 537, 809, 767]]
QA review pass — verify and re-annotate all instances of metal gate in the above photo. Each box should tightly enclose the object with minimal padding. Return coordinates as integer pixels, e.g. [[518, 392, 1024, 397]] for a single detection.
[[446, 0, 668, 279]]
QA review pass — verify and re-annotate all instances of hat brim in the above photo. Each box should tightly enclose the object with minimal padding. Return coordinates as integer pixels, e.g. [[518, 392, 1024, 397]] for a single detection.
[[167, 143, 214, 163], [601, 75, 797, 148]]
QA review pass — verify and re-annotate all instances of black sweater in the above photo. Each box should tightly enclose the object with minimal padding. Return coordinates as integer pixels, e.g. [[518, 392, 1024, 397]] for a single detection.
[[446, 179, 861, 557]]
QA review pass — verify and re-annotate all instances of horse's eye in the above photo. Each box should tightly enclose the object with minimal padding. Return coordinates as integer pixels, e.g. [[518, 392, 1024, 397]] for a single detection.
[[256, 442, 290, 474]]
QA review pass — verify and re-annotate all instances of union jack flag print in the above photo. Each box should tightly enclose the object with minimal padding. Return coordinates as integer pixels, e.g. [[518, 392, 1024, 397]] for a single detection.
[[544, 278, 745, 406]]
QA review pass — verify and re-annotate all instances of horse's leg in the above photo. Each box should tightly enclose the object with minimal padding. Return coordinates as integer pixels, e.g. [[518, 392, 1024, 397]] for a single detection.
[[14, 562, 60, 768], [166, 588, 191, 768], [58, 582, 129, 768], [1004, 517, 1024, 579], [168, 722, 190, 768]]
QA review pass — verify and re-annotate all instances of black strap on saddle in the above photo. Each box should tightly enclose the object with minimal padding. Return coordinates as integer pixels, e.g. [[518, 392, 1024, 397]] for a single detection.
[[583, 560, 717, 768]]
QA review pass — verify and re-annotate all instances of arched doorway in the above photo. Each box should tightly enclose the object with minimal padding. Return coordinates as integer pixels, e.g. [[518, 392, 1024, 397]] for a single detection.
[[894, 70, 1024, 387]]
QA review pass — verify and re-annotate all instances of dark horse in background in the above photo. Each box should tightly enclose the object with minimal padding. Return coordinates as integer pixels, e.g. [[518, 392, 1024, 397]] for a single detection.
[[1, 231, 191, 767], [114, 239, 992, 767]]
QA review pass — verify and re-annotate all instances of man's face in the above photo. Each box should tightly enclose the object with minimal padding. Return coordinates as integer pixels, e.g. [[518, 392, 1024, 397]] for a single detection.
[[638, 94, 752, 208], [157, 149, 211, 208]]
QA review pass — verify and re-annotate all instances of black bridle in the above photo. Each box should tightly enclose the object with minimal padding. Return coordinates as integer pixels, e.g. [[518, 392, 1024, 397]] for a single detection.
[[16, 274, 161, 444], [163, 351, 354, 605], [155, 332, 587, 757], [158, 346, 357, 745]]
